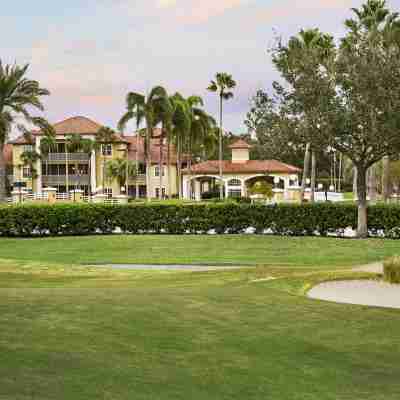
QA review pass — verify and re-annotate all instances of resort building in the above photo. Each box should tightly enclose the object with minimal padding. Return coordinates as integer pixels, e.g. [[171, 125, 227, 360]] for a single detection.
[[182, 139, 302, 201], [5, 116, 302, 202], [7, 116, 181, 199]]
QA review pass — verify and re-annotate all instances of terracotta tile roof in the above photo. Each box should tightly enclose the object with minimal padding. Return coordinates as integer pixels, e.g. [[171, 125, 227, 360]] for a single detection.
[[229, 139, 252, 149], [9, 135, 33, 145], [2, 144, 13, 165], [183, 160, 301, 175], [45, 116, 102, 135], [125, 133, 178, 164]]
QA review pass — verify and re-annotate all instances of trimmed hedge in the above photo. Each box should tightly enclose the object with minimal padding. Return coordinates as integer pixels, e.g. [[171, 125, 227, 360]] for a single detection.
[[0, 202, 400, 237], [384, 257, 400, 284]]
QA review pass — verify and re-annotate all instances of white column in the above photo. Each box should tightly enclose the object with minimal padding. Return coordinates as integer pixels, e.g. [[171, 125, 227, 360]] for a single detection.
[[35, 137, 42, 195], [195, 180, 201, 202], [225, 180, 229, 199], [90, 149, 96, 194], [182, 177, 188, 200]]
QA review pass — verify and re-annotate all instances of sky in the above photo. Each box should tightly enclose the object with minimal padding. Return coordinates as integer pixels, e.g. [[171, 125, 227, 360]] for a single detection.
[[1, 0, 399, 135]]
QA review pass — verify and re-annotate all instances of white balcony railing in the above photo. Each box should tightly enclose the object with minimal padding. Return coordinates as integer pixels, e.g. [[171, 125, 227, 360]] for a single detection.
[[46, 153, 89, 162]]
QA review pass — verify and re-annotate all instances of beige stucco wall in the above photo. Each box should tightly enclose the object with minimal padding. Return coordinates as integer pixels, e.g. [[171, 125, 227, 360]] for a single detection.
[[231, 149, 249, 163]]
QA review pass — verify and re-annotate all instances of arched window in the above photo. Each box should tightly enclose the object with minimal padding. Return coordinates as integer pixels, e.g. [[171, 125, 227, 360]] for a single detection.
[[228, 179, 241, 187]]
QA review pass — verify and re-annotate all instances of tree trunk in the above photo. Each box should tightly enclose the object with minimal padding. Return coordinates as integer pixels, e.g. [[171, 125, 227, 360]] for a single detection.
[[353, 165, 357, 200], [368, 164, 377, 202], [135, 131, 139, 200], [310, 150, 316, 203], [356, 165, 368, 238], [167, 132, 171, 199], [382, 156, 390, 203], [146, 127, 152, 202], [159, 133, 163, 200], [0, 144, 7, 202], [219, 95, 224, 200], [300, 143, 311, 203], [177, 136, 182, 199]]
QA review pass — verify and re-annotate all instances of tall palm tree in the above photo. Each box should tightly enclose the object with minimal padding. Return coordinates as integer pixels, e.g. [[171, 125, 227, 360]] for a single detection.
[[207, 73, 237, 200], [65, 133, 84, 193], [105, 159, 137, 192], [0, 61, 51, 201], [118, 87, 170, 201], [169, 93, 191, 199], [81, 138, 98, 197], [186, 96, 217, 198], [118, 96, 146, 200], [39, 132, 57, 189], [20, 149, 41, 193], [96, 126, 116, 195]]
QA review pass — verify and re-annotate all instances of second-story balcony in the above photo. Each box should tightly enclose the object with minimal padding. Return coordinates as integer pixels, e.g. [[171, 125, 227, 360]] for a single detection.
[[43, 175, 91, 186], [45, 153, 90, 162]]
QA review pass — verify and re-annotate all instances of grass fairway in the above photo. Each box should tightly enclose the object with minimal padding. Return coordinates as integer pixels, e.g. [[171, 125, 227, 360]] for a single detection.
[[0, 261, 400, 399], [0, 235, 399, 267]]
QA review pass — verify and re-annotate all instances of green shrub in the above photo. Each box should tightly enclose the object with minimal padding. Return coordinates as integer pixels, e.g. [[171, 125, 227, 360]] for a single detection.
[[384, 257, 400, 284], [0, 202, 400, 238]]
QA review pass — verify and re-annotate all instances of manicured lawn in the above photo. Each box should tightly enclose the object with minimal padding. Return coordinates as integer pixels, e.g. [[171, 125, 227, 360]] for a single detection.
[[0, 235, 399, 268], [0, 262, 399, 399]]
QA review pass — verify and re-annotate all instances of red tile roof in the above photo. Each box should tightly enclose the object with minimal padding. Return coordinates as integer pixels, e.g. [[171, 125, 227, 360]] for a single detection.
[[125, 134, 179, 164], [2, 144, 13, 165], [9, 135, 33, 145], [11, 116, 126, 143], [229, 139, 252, 149], [183, 160, 301, 175]]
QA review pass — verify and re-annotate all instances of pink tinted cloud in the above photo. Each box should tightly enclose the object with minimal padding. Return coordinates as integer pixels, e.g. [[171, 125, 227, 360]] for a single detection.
[[160, 0, 248, 24], [257, 0, 354, 22]]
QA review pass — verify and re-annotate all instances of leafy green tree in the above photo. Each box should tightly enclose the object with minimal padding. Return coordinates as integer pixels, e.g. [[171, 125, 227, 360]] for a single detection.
[[248, 181, 273, 199], [272, 28, 336, 203], [207, 73, 237, 199], [324, 0, 400, 236], [0, 61, 52, 201]]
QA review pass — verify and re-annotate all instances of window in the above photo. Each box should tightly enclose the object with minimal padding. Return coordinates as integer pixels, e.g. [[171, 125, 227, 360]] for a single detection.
[[228, 179, 242, 187], [228, 189, 242, 198], [155, 188, 166, 199], [22, 167, 31, 178], [77, 164, 89, 175], [23, 145, 33, 152], [155, 166, 165, 177], [102, 144, 112, 156], [104, 188, 113, 198]]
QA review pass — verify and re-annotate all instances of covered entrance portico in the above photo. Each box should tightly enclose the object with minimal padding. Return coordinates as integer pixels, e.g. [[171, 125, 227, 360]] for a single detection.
[[183, 173, 292, 201]]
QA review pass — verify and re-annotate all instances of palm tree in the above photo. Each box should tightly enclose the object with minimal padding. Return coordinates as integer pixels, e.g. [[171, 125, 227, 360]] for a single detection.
[[169, 93, 191, 199], [105, 159, 137, 192], [20, 149, 41, 193], [65, 133, 84, 193], [39, 132, 57, 189], [96, 126, 116, 195], [0, 61, 51, 201], [81, 138, 98, 197], [186, 96, 217, 198], [118, 87, 170, 201], [207, 73, 237, 200], [118, 95, 146, 200]]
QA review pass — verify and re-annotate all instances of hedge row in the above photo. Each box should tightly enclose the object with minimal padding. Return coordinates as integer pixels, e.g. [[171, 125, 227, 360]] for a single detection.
[[1, 203, 400, 237]]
